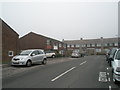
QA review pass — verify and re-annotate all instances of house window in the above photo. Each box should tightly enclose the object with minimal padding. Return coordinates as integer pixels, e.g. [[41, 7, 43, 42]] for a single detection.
[[71, 45, 74, 47], [8, 51, 14, 57], [92, 44, 95, 47], [104, 43, 108, 47], [97, 44, 101, 47], [82, 44, 85, 47], [59, 43, 62, 47], [63, 44, 66, 48], [87, 44, 90, 47], [47, 39, 50, 45], [109, 43, 113, 46], [67, 45, 70, 47], [112, 43, 114, 46], [115, 43, 118, 46], [76, 44, 80, 47], [96, 49, 101, 52]]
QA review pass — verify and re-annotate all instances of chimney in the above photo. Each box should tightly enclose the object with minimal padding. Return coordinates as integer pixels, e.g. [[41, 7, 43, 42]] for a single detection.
[[62, 39, 64, 42], [80, 38, 83, 40], [100, 37, 103, 39]]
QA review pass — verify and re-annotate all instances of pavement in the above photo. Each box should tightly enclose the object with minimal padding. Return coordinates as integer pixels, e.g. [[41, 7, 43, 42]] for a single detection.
[[0, 64, 10, 68], [2, 55, 120, 89]]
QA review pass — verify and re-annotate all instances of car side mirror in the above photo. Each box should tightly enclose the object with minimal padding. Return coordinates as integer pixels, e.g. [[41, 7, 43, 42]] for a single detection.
[[109, 58, 114, 61], [31, 53, 35, 56]]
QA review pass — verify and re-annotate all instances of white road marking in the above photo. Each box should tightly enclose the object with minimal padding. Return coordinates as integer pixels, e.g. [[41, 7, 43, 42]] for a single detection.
[[98, 72, 107, 82], [51, 67, 76, 82], [107, 68, 109, 70], [108, 78, 111, 82], [80, 61, 87, 66], [109, 85, 111, 90]]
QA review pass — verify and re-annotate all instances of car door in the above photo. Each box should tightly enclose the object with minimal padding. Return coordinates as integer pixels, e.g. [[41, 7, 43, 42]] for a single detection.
[[38, 50, 44, 62], [112, 50, 120, 69], [31, 50, 39, 63], [111, 50, 118, 69]]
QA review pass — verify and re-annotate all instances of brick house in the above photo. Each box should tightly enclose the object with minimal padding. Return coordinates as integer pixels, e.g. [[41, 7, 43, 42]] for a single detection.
[[19, 32, 67, 55], [2, 19, 19, 63]]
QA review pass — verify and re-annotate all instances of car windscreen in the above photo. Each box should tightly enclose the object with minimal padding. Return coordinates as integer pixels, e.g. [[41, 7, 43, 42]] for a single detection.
[[19, 50, 32, 55], [115, 50, 120, 60], [111, 49, 117, 55]]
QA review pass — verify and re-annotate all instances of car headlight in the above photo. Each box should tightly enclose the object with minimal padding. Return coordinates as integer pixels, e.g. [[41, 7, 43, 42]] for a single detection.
[[116, 67, 120, 72], [20, 58, 24, 60]]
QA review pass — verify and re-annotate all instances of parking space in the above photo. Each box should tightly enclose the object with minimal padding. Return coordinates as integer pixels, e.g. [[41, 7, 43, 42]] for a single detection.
[[2, 57, 78, 78]]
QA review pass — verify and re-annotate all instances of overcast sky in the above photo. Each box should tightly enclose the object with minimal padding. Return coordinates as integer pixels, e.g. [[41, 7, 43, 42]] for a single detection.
[[0, 0, 118, 41]]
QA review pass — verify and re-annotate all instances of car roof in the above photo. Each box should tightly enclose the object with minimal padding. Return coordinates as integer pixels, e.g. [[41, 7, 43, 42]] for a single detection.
[[23, 49, 44, 51]]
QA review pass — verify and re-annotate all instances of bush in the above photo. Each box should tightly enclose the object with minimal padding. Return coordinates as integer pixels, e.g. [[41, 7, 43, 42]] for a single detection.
[[96, 52, 105, 55], [56, 53, 63, 57]]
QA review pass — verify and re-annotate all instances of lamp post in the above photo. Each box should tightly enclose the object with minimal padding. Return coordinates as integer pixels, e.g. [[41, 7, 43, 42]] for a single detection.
[[101, 37, 104, 53]]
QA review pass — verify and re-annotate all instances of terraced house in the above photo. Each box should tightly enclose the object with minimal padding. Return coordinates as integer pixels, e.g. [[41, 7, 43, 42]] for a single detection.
[[19, 32, 67, 55], [63, 37, 118, 55]]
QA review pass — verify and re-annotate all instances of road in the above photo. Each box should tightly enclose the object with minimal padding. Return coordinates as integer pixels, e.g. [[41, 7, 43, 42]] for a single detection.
[[2, 55, 120, 89]]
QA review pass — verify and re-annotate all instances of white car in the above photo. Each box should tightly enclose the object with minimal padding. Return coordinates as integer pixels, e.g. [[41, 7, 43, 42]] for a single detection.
[[71, 52, 81, 58], [110, 48, 120, 83], [11, 49, 47, 67], [45, 51, 56, 58]]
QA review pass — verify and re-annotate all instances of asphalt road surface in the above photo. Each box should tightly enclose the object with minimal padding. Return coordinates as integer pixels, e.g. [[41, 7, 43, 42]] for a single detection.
[[2, 55, 120, 89]]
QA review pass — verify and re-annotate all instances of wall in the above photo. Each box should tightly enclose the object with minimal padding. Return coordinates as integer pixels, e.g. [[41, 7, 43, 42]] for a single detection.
[[2, 20, 19, 62], [0, 19, 2, 62], [19, 32, 47, 50]]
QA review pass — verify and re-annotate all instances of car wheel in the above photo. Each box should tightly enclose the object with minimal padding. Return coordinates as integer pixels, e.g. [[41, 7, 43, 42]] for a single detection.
[[112, 72, 118, 84], [26, 60, 32, 67], [52, 55, 55, 58], [42, 59, 47, 65]]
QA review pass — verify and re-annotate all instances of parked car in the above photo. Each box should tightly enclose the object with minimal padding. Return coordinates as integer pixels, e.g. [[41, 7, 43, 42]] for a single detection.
[[107, 48, 117, 66], [110, 48, 120, 83], [105, 49, 110, 61], [71, 50, 83, 58], [11, 49, 47, 67], [45, 51, 56, 58]]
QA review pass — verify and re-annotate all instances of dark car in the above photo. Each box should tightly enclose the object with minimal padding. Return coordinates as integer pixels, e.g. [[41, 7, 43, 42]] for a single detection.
[[106, 49, 110, 61]]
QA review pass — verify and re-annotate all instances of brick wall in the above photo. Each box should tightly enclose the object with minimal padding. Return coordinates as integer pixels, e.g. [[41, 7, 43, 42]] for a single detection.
[[0, 19, 2, 62], [2, 20, 19, 62], [19, 32, 47, 50]]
